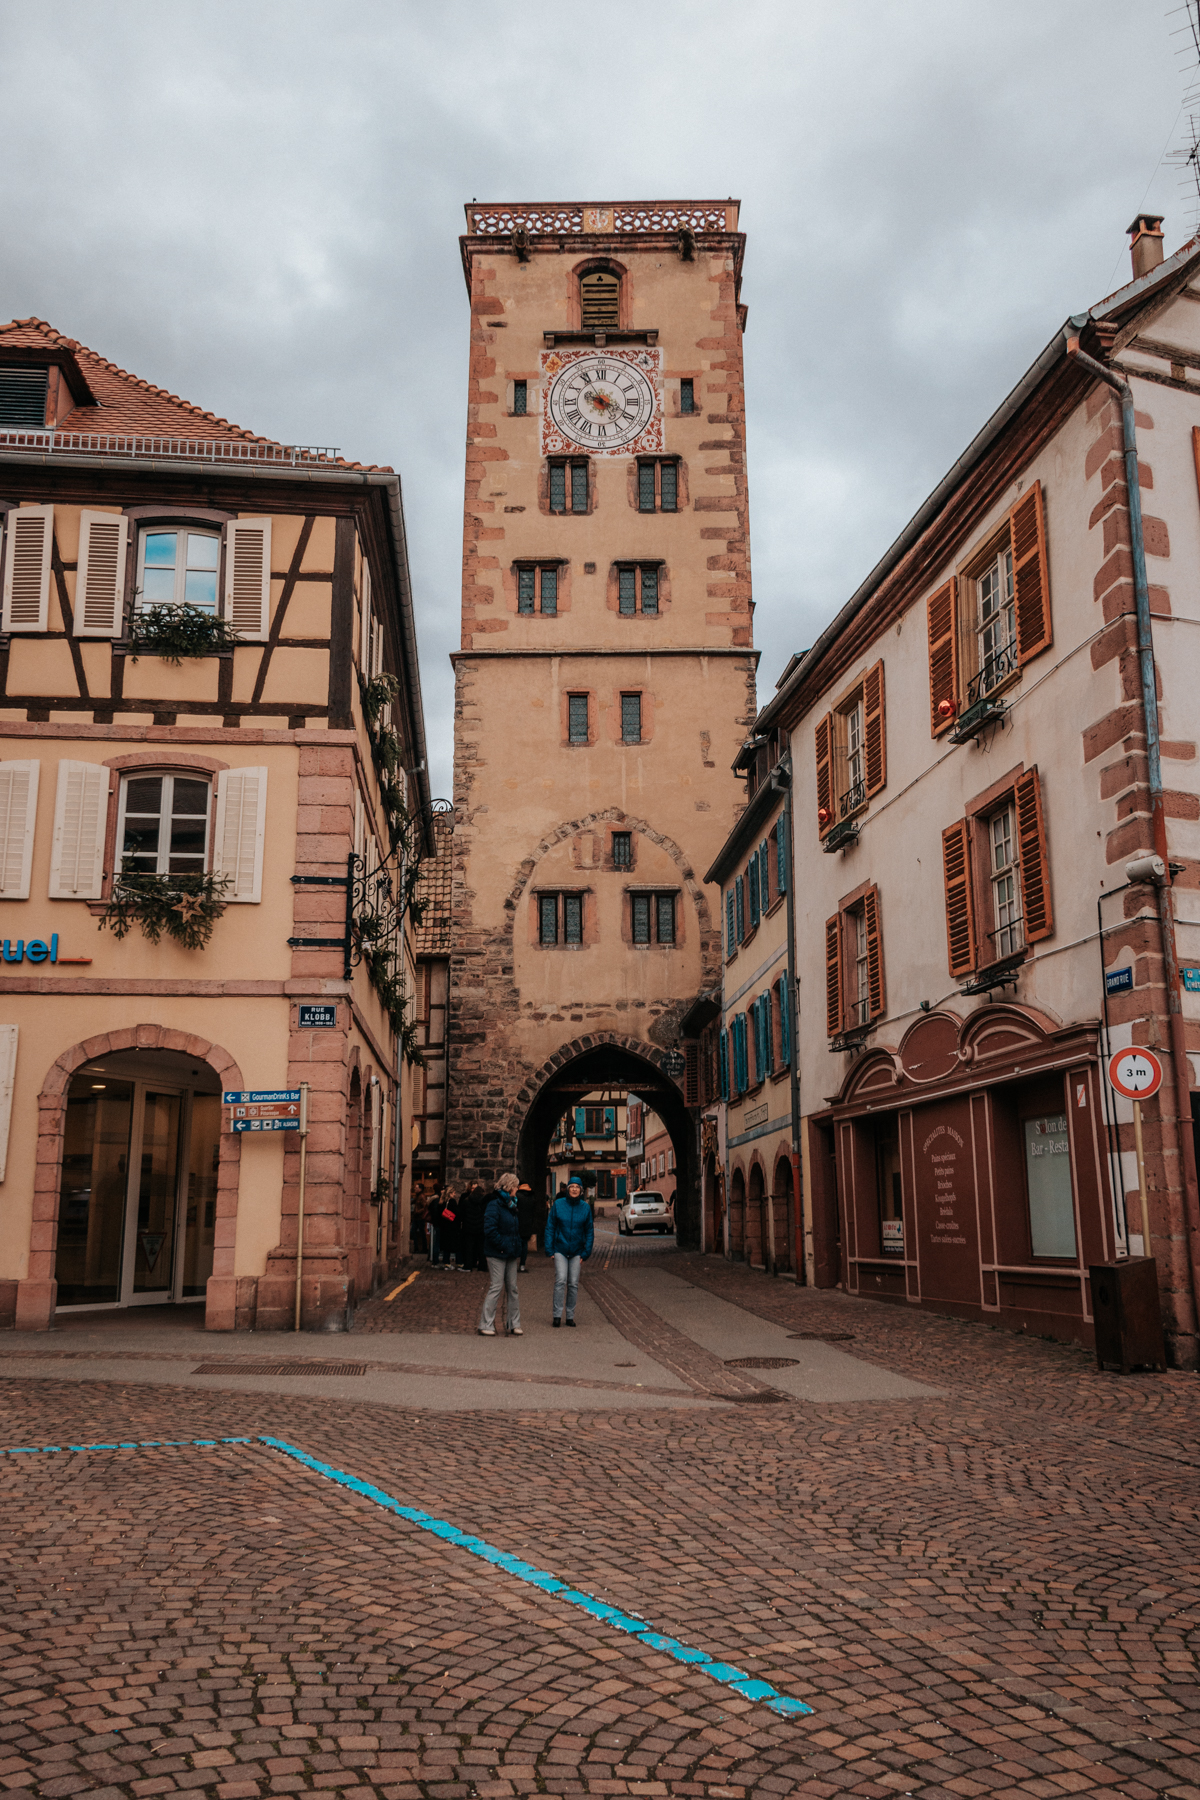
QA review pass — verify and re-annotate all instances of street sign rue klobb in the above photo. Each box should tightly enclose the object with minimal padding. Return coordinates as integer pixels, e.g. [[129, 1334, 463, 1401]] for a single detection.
[[222, 1089, 304, 1133]]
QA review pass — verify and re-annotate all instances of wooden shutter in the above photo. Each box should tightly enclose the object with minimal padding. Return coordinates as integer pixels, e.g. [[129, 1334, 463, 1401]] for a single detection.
[[941, 819, 976, 977], [48, 760, 108, 899], [2, 505, 53, 632], [213, 767, 267, 902], [825, 912, 843, 1037], [683, 1043, 699, 1106], [864, 885, 886, 1020], [777, 974, 790, 1067], [815, 712, 834, 835], [761, 990, 774, 1075], [748, 852, 760, 927], [726, 890, 735, 955], [0, 1024, 15, 1183], [927, 579, 958, 736], [864, 659, 886, 796], [718, 1028, 729, 1100], [760, 838, 770, 911], [1015, 766, 1053, 942], [75, 511, 128, 636], [1011, 481, 1051, 665], [0, 760, 39, 899], [224, 518, 271, 640], [776, 812, 788, 894], [735, 874, 744, 941]]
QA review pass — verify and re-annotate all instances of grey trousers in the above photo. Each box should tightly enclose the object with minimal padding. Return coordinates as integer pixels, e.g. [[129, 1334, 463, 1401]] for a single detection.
[[480, 1257, 520, 1331], [553, 1252, 582, 1321]]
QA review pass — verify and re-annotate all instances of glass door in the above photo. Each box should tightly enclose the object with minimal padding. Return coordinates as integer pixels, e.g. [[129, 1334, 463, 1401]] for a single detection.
[[123, 1087, 184, 1303]]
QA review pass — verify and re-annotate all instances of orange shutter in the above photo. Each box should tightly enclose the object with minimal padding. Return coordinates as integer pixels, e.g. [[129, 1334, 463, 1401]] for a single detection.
[[864, 885, 886, 1019], [1015, 766, 1053, 942], [825, 912, 843, 1037], [863, 659, 886, 796], [815, 712, 834, 837], [1012, 481, 1051, 665], [942, 820, 976, 977], [927, 579, 958, 736]]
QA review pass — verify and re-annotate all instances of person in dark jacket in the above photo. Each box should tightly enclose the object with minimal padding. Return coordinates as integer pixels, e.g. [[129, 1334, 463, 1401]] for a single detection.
[[544, 1175, 594, 1326], [457, 1183, 487, 1272], [517, 1183, 538, 1273], [478, 1174, 524, 1335], [425, 1191, 445, 1265]]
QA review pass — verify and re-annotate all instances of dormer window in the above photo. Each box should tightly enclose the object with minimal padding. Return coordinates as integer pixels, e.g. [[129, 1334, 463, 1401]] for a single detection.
[[0, 366, 49, 429], [138, 529, 220, 614]]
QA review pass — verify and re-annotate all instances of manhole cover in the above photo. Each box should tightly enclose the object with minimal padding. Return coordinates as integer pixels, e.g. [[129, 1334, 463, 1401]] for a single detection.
[[787, 1332, 855, 1342], [723, 1356, 799, 1369], [719, 1390, 789, 1403], [193, 1361, 366, 1377]]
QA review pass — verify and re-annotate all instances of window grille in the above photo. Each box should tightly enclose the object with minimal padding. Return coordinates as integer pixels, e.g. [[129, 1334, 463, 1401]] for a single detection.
[[513, 380, 527, 416], [119, 772, 211, 878], [631, 894, 651, 943], [612, 831, 632, 868], [680, 378, 695, 414], [617, 565, 660, 615], [568, 694, 589, 744], [620, 693, 641, 742], [989, 803, 1023, 958]]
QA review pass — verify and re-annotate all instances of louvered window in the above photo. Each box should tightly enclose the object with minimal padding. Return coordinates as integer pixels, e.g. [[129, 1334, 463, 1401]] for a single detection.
[[726, 889, 736, 957], [513, 380, 527, 416], [616, 564, 660, 615], [138, 529, 219, 614], [580, 268, 620, 328], [620, 693, 642, 743], [680, 378, 695, 415], [117, 773, 211, 878], [636, 460, 679, 512], [568, 694, 589, 744], [517, 564, 559, 615], [0, 366, 48, 429]]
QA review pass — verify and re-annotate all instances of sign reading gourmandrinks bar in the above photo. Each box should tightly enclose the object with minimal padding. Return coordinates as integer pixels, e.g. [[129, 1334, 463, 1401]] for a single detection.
[[223, 1090, 303, 1133]]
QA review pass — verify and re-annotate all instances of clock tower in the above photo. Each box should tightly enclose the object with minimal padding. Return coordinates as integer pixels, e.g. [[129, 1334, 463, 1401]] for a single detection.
[[446, 200, 758, 1229]]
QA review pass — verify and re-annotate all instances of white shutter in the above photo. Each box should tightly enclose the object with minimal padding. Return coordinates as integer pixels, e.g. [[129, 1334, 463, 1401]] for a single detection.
[[48, 760, 109, 899], [0, 760, 39, 899], [360, 557, 372, 667], [224, 518, 271, 640], [370, 1080, 383, 1187], [75, 510, 128, 636], [212, 766, 267, 902], [2, 505, 54, 632], [0, 1025, 16, 1183]]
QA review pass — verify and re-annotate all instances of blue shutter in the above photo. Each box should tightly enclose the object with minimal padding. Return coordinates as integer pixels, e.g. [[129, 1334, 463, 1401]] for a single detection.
[[777, 814, 788, 895], [735, 876, 744, 942], [762, 990, 774, 1076], [748, 853, 760, 928], [604, 1106, 616, 1137], [617, 1175, 627, 1200], [761, 840, 771, 911], [574, 1106, 586, 1138], [719, 1028, 729, 1100], [726, 890, 736, 956], [778, 974, 790, 1066], [736, 1014, 748, 1094]]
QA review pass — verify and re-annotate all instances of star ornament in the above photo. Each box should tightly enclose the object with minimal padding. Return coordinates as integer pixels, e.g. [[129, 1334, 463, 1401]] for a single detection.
[[172, 893, 206, 923]]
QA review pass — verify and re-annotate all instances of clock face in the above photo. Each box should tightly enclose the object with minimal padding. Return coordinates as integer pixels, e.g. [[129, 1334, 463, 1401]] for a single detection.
[[546, 356, 657, 451]]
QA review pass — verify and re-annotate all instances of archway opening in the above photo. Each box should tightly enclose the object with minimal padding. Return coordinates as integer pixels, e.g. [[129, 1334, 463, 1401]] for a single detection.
[[747, 1162, 766, 1268], [773, 1153, 797, 1277], [729, 1167, 746, 1260]]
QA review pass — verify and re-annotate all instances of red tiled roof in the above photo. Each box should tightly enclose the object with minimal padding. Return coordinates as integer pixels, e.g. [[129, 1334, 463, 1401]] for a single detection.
[[0, 317, 392, 472]]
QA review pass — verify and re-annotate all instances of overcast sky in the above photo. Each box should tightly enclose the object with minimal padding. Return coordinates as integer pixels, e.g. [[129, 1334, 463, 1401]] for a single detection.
[[0, 0, 1190, 798]]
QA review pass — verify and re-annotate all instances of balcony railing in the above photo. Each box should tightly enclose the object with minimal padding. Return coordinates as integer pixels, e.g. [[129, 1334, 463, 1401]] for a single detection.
[[839, 776, 866, 820], [969, 639, 1019, 706], [0, 429, 343, 466]]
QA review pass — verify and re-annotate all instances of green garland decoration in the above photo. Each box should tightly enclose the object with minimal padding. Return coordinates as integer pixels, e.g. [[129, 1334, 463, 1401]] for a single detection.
[[128, 605, 242, 664]]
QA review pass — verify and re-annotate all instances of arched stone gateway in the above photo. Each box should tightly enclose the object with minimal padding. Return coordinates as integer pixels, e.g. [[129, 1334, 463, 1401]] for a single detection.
[[507, 1034, 698, 1245]]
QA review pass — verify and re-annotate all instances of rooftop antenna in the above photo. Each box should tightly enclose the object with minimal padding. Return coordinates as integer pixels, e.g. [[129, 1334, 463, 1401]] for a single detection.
[[1166, 1, 1200, 226]]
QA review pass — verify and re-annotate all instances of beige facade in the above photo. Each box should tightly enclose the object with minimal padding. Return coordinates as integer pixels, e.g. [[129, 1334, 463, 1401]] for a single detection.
[[0, 321, 431, 1331], [446, 201, 759, 1233]]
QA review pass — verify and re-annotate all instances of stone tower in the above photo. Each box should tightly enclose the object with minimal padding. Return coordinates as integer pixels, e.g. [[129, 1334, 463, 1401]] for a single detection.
[[447, 200, 758, 1231]]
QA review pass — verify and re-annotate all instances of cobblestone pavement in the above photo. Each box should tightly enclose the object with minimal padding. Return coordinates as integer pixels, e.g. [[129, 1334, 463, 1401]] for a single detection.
[[3, 1250, 1200, 1799]]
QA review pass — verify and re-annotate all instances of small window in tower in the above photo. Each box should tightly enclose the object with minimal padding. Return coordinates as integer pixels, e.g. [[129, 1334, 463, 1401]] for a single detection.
[[548, 461, 589, 514], [539, 894, 558, 944], [550, 464, 566, 513], [568, 694, 589, 744], [680, 378, 695, 415], [540, 566, 557, 614], [580, 268, 620, 329], [616, 564, 661, 616], [563, 894, 583, 944], [513, 380, 527, 416], [631, 894, 651, 944], [518, 568, 535, 614], [571, 463, 588, 512], [516, 564, 560, 615], [656, 894, 676, 944], [620, 693, 642, 744], [612, 832, 632, 869], [638, 463, 656, 512], [0, 366, 50, 430], [630, 890, 679, 946], [636, 460, 680, 513]]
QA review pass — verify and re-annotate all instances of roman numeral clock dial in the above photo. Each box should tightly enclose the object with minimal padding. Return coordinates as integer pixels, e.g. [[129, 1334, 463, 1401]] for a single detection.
[[542, 350, 661, 455]]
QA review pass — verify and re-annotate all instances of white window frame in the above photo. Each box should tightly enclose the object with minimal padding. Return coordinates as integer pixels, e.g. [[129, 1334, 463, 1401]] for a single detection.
[[976, 545, 1015, 695], [989, 803, 1023, 959], [135, 526, 222, 615], [115, 770, 213, 879], [854, 906, 869, 1026]]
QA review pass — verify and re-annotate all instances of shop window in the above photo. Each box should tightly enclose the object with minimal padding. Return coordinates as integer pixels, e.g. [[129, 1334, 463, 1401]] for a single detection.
[[928, 481, 1052, 737], [568, 693, 590, 744], [680, 377, 695, 414], [617, 564, 660, 615], [1024, 1112, 1076, 1258], [825, 886, 885, 1038], [875, 1117, 904, 1258], [538, 891, 585, 946], [620, 692, 642, 742], [815, 661, 885, 838], [549, 460, 589, 513], [637, 460, 678, 512], [942, 767, 1052, 978], [117, 772, 211, 878], [631, 891, 677, 945], [517, 564, 559, 615]]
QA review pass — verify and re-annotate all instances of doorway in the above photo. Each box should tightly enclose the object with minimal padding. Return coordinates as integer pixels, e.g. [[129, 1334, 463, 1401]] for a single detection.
[[54, 1049, 222, 1309]]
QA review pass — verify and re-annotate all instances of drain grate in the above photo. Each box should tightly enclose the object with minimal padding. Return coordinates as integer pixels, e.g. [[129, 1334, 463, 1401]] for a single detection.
[[787, 1332, 855, 1342], [193, 1361, 367, 1377], [723, 1356, 799, 1369]]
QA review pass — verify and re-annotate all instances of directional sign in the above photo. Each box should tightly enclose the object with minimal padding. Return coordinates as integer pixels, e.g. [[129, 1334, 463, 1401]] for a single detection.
[[233, 1117, 300, 1134], [1107, 1048, 1164, 1102], [223, 1089, 301, 1105]]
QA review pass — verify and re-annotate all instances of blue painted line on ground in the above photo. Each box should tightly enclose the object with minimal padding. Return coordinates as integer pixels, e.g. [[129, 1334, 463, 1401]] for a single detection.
[[0, 1433, 811, 1720]]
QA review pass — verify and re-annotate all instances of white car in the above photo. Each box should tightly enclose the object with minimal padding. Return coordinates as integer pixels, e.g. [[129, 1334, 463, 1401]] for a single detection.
[[618, 1189, 673, 1235]]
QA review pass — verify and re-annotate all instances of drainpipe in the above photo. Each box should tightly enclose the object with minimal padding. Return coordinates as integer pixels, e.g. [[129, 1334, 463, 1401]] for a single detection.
[[774, 752, 804, 1282], [1066, 323, 1200, 1325]]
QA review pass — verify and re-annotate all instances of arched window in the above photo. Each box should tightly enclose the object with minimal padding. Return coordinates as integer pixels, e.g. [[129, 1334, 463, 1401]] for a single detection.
[[580, 268, 620, 329]]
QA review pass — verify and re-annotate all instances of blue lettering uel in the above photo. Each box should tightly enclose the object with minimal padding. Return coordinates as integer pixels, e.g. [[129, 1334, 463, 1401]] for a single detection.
[[1, 941, 23, 963]]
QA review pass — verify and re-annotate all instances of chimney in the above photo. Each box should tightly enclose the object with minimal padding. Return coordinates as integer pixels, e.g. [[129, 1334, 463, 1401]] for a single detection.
[[1128, 213, 1165, 281]]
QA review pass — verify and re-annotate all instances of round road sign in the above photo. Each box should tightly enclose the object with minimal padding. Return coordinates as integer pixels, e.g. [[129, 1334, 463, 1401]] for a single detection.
[[1107, 1047, 1164, 1101]]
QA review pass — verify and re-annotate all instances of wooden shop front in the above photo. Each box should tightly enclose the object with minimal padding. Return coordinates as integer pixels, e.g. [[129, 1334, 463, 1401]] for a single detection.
[[821, 1006, 1117, 1347]]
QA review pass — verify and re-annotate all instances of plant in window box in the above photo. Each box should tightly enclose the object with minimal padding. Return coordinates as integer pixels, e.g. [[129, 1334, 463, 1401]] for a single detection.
[[360, 671, 400, 729], [127, 603, 242, 664], [100, 864, 232, 950]]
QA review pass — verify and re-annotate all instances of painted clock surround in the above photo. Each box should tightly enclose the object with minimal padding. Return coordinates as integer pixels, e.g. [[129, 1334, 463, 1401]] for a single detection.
[[540, 346, 664, 458]]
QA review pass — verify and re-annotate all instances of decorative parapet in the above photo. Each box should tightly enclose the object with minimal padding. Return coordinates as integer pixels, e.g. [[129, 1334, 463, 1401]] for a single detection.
[[0, 429, 343, 466], [464, 199, 739, 237]]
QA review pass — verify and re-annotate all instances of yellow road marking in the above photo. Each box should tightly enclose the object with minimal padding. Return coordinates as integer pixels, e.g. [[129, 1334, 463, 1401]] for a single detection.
[[384, 1270, 420, 1303]]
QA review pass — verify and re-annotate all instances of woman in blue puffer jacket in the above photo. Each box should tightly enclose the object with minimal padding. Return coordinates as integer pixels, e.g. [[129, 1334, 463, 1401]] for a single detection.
[[478, 1173, 524, 1336], [544, 1176, 594, 1327]]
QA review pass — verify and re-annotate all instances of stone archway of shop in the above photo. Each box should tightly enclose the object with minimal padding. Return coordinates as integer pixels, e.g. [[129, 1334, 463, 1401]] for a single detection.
[[747, 1161, 766, 1267], [19, 1025, 245, 1333], [511, 1037, 695, 1245], [729, 1166, 746, 1259], [773, 1152, 798, 1277]]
